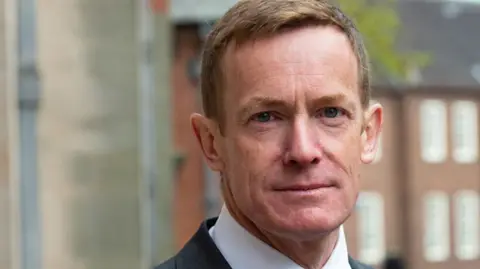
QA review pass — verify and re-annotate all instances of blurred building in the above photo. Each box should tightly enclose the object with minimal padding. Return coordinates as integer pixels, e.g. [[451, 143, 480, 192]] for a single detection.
[[2, 0, 169, 268], [169, 0, 238, 250], [0, 0, 11, 267], [170, 1, 480, 269]]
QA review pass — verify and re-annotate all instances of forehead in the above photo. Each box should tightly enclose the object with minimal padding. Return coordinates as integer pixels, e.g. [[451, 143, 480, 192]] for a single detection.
[[221, 26, 359, 105]]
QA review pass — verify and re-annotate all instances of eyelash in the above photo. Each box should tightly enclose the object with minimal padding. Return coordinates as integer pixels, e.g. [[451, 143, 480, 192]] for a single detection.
[[250, 111, 279, 123], [317, 107, 347, 118], [249, 107, 348, 123]]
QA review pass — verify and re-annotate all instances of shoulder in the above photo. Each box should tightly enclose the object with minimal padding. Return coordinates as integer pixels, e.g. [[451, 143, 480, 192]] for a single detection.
[[154, 217, 227, 269]]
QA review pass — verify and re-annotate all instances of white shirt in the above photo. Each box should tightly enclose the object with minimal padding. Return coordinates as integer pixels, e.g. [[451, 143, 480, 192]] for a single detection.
[[209, 206, 352, 269]]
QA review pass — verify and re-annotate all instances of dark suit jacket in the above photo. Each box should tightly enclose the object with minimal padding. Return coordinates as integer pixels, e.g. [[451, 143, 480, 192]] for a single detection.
[[156, 218, 373, 269]]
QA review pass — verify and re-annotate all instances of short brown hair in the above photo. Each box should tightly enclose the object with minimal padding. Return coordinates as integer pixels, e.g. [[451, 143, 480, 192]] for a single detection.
[[200, 0, 370, 127]]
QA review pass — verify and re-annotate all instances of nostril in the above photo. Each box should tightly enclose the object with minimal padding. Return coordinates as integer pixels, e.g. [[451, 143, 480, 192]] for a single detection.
[[286, 157, 320, 166], [288, 159, 299, 166]]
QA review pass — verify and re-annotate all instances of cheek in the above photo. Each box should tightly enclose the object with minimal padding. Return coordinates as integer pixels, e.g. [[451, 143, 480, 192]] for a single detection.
[[225, 142, 265, 193], [225, 139, 280, 199], [324, 130, 362, 163], [324, 132, 362, 188], [231, 134, 281, 171]]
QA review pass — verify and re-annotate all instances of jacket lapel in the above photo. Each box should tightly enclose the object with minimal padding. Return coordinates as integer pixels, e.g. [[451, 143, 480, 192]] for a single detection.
[[176, 218, 371, 269], [175, 218, 232, 269]]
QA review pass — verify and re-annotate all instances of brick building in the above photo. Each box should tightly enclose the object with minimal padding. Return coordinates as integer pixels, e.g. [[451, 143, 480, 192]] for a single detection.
[[170, 1, 480, 269]]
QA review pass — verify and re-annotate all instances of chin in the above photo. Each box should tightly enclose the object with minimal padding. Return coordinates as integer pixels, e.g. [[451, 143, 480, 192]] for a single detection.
[[258, 206, 348, 240]]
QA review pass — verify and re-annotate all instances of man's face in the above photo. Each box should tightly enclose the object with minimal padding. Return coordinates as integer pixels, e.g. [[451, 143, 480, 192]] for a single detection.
[[193, 26, 382, 240]]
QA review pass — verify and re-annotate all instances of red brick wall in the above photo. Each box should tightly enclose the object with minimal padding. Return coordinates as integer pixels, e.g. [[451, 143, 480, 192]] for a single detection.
[[171, 25, 205, 250]]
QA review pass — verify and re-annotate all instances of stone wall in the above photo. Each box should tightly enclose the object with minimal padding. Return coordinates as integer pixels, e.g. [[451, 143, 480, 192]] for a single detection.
[[37, 1, 141, 268], [0, 0, 11, 267]]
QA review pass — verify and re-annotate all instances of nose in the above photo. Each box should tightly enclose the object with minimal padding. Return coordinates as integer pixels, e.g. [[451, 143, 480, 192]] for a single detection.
[[284, 119, 322, 167]]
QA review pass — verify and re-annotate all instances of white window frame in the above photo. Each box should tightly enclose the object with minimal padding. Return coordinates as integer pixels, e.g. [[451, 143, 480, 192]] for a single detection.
[[423, 191, 450, 262], [454, 190, 480, 260], [420, 100, 447, 163], [451, 101, 478, 163], [356, 192, 386, 265]]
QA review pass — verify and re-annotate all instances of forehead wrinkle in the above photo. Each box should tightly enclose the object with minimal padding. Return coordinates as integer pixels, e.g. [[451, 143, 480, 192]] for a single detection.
[[225, 29, 358, 88], [225, 59, 294, 98], [221, 26, 361, 117], [231, 51, 357, 93]]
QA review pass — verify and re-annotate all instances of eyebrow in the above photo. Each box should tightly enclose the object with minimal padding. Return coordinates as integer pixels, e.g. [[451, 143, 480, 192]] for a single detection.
[[312, 93, 356, 110], [314, 94, 358, 116], [238, 96, 287, 121]]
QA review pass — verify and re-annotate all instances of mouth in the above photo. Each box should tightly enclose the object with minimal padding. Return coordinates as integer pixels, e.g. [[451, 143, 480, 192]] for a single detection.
[[273, 183, 335, 192]]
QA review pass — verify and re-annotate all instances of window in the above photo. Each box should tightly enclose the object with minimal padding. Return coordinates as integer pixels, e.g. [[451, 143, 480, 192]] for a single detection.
[[420, 100, 447, 163], [454, 190, 479, 260], [423, 191, 450, 262], [451, 101, 478, 163], [357, 192, 386, 265]]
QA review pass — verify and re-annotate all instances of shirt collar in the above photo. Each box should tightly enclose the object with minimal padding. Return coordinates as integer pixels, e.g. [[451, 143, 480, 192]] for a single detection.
[[209, 206, 351, 269]]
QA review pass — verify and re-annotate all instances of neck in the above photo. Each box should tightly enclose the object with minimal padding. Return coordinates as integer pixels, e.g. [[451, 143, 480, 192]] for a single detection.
[[263, 225, 339, 269], [223, 201, 339, 269]]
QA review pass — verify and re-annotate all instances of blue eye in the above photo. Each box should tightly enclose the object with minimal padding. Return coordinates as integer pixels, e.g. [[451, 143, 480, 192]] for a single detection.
[[253, 112, 274, 122], [321, 107, 343, 118]]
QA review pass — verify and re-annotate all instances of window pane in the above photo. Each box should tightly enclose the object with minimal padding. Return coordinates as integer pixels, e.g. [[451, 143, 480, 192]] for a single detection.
[[454, 190, 480, 260], [423, 191, 450, 262], [451, 101, 478, 163], [357, 192, 386, 265], [420, 100, 447, 163]]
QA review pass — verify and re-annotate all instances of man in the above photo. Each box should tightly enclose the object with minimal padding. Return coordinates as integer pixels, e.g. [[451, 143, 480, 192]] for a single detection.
[[157, 0, 382, 268]]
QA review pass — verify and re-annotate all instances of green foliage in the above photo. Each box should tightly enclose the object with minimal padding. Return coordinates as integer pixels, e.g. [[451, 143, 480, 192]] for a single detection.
[[336, 0, 431, 81]]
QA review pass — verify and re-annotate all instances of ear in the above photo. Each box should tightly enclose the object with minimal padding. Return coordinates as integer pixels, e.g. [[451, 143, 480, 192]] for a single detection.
[[191, 113, 225, 172], [360, 102, 383, 164]]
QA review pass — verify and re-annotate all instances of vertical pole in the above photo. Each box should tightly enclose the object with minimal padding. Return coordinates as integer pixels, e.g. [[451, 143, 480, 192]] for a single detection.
[[152, 0, 174, 263], [137, 0, 157, 268], [6, 0, 20, 267], [16, 0, 42, 268]]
